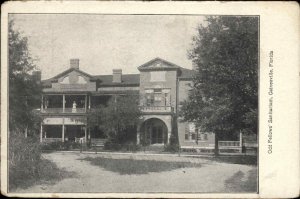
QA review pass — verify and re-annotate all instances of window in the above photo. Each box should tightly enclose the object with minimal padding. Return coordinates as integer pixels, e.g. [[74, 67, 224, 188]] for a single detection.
[[185, 123, 209, 142], [191, 133, 196, 140], [185, 133, 189, 140]]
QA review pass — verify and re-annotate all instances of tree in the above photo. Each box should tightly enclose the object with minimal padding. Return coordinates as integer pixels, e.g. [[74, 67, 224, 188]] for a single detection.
[[9, 19, 42, 136], [8, 19, 45, 190], [180, 16, 258, 155], [87, 94, 142, 143]]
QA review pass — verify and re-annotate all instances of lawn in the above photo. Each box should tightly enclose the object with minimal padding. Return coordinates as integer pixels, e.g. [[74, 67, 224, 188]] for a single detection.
[[12, 152, 258, 193]]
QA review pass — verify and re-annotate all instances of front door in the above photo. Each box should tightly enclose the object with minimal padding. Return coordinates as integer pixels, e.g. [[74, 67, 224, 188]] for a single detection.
[[151, 126, 163, 144]]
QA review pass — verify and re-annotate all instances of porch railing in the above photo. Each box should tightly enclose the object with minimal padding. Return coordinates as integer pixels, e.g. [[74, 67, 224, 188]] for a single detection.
[[41, 108, 86, 114], [42, 138, 62, 143], [75, 137, 87, 143], [64, 108, 86, 113], [218, 141, 241, 148], [140, 106, 172, 113]]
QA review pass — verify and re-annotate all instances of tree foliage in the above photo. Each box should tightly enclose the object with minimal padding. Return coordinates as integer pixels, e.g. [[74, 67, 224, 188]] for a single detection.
[[87, 95, 142, 143], [180, 16, 258, 153], [9, 20, 42, 135]]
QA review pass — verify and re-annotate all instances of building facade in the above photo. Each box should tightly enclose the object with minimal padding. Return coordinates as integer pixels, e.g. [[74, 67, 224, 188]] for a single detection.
[[40, 58, 216, 149]]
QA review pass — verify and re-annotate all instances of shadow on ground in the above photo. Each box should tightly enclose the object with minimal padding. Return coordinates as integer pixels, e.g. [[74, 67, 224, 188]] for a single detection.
[[224, 169, 257, 192], [81, 157, 202, 175], [10, 158, 77, 191]]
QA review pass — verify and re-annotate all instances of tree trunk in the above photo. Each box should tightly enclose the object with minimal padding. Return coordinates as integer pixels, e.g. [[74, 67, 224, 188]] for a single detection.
[[214, 131, 219, 156]]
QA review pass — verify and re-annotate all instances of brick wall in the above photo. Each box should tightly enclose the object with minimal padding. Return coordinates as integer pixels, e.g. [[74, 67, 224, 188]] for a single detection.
[[139, 70, 177, 110]]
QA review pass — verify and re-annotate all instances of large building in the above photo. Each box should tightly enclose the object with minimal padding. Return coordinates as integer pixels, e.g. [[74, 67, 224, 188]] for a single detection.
[[40, 57, 216, 149]]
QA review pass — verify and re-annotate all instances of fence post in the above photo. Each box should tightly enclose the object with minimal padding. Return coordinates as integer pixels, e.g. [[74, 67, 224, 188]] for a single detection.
[[80, 139, 82, 153]]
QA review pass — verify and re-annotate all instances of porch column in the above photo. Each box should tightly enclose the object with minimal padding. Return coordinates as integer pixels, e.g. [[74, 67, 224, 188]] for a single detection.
[[62, 94, 65, 113], [85, 125, 87, 141], [88, 95, 91, 109], [40, 123, 43, 142], [166, 118, 172, 145], [239, 131, 243, 153], [85, 95, 87, 112], [41, 95, 44, 112], [62, 125, 65, 142], [136, 125, 141, 145], [167, 130, 171, 144]]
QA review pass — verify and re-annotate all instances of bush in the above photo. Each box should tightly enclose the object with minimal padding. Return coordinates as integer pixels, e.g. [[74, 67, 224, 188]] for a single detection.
[[41, 141, 82, 151], [164, 134, 179, 152], [103, 140, 141, 152], [104, 141, 122, 151], [9, 132, 42, 190], [164, 144, 180, 153], [122, 143, 141, 151], [9, 132, 75, 190]]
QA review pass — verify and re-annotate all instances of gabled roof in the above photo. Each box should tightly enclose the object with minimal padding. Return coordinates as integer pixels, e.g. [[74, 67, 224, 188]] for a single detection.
[[42, 68, 95, 87], [52, 67, 94, 80], [138, 57, 181, 71]]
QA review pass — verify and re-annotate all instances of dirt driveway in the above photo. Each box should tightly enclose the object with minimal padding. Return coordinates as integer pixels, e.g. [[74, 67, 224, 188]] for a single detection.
[[15, 152, 257, 193]]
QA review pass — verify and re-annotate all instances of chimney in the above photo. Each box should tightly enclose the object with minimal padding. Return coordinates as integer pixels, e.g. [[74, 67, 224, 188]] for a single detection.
[[70, 59, 79, 69], [112, 69, 122, 83]]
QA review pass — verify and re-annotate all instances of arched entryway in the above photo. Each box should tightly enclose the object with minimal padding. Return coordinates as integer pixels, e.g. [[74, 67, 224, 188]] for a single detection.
[[140, 118, 168, 145]]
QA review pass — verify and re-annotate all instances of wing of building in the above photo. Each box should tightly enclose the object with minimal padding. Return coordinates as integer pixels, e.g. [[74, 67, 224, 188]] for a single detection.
[[40, 57, 217, 150]]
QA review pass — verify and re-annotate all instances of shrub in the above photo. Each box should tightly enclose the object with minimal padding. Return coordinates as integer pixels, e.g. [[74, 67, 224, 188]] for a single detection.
[[164, 144, 180, 153], [41, 141, 82, 151], [163, 133, 180, 153], [103, 140, 141, 152], [9, 132, 75, 190], [9, 132, 41, 189], [41, 141, 63, 151], [121, 143, 141, 152], [104, 141, 122, 151]]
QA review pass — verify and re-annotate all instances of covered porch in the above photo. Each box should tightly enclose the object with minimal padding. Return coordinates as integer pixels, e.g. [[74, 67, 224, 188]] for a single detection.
[[41, 124, 88, 143], [41, 93, 89, 114], [41, 116, 88, 143]]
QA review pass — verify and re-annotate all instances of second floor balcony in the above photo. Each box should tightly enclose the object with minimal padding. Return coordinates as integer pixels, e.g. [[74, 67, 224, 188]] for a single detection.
[[41, 94, 88, 114]]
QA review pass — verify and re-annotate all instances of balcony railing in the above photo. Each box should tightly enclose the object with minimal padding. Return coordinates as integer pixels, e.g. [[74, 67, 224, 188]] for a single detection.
[[41, 108, 86, 114], [140, 106, 173, 113]]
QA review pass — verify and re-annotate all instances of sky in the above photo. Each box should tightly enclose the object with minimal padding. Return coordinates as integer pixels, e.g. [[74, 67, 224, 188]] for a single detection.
[[11, 14, 205, 80]]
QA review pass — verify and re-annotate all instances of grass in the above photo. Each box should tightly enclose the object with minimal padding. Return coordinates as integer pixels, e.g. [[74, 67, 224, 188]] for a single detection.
[[81, 156, 202, 175], [224, 169, 257, 192], [9, 158, 76, 191]]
